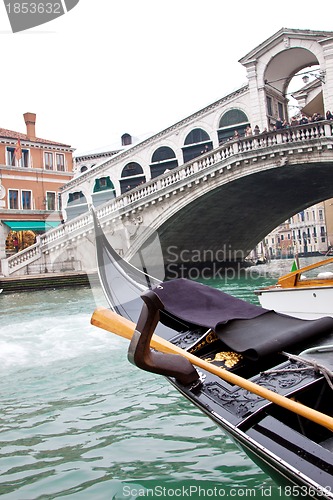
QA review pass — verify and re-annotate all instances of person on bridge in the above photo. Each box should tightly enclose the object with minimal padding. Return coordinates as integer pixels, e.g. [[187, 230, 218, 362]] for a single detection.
[[275, 118, 283, 129], [311, 112, 324, 122], [13, 235, 19, 253], [245, 125, 253, 136], [299, 114, 309, 125]]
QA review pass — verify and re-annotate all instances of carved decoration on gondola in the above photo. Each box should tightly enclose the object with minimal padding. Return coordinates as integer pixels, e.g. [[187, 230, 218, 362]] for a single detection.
[[204, 381, 262, 417], [190, 331, 219, 354], [260, 361, 317, 390], [172, 329, 217, 351], [204, 351, 243, 368], [204, 360, 320, 418]]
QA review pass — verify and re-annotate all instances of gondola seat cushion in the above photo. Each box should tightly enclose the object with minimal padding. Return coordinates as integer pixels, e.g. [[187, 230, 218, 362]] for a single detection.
[[152, 279, 333, 360]]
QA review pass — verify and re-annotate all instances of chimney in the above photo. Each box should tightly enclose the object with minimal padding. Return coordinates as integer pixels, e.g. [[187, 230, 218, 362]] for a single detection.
[[24, 112, 36, 141], [121, 133, 132, 146]]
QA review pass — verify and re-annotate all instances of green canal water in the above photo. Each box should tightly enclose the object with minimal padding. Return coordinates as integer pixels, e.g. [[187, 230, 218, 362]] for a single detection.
[[0, 259, 315, 499]]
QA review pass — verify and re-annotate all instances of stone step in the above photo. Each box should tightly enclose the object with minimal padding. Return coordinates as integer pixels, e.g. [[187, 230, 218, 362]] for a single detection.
[[0, 271, 99, 293]]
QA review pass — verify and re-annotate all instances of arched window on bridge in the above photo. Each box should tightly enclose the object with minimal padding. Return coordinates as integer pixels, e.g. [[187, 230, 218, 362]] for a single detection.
[[120, 162, 146, 194], [66, 191, 88, 220], [92, 176, 116, 207], [182, 128, 213, 163], [218, 109, 250, 143], [80, 166, 88, 173], [150, 146, 178, 178]]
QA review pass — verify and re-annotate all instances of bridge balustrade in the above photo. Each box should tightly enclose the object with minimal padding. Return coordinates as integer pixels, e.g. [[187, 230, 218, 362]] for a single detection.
[[2, 241, 42, 276], [2, 121, 333, 276]]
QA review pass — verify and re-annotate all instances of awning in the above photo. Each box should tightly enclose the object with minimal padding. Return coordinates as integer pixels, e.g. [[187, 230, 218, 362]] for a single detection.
[[3, 220, 60, 231]]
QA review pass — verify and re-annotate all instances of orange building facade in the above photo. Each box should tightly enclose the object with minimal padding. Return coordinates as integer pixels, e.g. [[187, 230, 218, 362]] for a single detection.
[[0, 112, 74, 260]]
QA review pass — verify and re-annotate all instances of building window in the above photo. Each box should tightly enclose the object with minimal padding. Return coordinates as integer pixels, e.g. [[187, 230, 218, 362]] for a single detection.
[[46, 192, 56, 211], [9, 189, 19, 209], [319, 209, 324, 220], [121, 162, 143, 177], [6, 147, 30, 167], [22, 190, 32, 209], [219, 109, 249, 128], [6, 147, 15, 166], [150, 146, 178, 178], [44, 152, 53, 170], [266, 96, 273, 116], [183, 128, 212, 163], [21, 149, 30, 168], [56, 153, 65, 171], [120, 162, 146, 194], [92, 178, 116, 206], [278, 102, 284, 120], [218, 109, 250, 143], [152, 147, 176, 163], [121, 133, 132, 146], [184, 128, 210, 145], [93, 177, 116, 192], [68, 191, 87, 205]]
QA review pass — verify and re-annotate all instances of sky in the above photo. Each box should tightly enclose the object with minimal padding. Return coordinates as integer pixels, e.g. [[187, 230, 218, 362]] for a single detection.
[[0, 0, 332, 156]]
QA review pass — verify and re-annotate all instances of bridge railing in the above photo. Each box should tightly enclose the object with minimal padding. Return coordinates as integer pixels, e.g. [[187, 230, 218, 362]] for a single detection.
[[2, 120, 333, 276], [1, 240, 42, 276]]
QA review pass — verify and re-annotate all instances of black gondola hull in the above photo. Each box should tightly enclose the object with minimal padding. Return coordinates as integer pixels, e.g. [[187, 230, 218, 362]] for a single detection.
[[91, 210, 333, 500]]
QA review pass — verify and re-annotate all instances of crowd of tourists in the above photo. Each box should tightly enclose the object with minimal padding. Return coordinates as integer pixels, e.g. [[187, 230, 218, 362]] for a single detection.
[[273, 110, 333, 130], [229, 110, 333, 142]]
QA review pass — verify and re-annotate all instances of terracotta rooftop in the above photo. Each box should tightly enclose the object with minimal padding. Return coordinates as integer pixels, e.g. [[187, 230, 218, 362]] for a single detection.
[[0, 127, 72, 148]]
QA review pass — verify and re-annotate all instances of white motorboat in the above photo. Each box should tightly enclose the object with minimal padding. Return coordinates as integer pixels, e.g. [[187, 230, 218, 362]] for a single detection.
[[255, 257, 333, 319]]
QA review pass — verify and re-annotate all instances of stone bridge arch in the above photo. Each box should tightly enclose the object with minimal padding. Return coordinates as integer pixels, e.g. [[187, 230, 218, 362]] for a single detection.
[[264, 47, 321, 95], [125, 141, 333, 269], [239, 28, 333, 132]]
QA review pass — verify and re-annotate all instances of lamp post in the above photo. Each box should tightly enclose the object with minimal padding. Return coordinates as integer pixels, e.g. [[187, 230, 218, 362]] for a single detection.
[[302, 71, 326, 84]]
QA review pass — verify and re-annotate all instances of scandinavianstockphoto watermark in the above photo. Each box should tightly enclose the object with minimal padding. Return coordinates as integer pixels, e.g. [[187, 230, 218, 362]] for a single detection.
[[165, 245, 260, 282], [4, 0, 80, 33]]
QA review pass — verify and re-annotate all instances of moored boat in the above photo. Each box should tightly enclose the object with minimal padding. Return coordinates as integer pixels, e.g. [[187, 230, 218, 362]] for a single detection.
[[91, 212, 333, 498], [255, 257, 333, 319]]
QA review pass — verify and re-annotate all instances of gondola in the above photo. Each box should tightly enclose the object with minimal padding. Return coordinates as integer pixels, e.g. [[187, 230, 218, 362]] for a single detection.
[[91, 210, 333, 499]]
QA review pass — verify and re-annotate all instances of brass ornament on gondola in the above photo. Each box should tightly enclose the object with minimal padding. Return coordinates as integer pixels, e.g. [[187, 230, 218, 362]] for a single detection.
[[205, 351, 243, 368]]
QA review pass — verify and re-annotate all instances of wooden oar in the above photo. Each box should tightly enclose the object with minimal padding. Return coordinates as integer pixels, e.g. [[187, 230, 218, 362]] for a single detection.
[[91, 306, 333, 433]]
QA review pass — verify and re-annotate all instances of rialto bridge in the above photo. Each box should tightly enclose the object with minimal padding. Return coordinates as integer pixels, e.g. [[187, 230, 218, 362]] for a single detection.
[[2, 122, 333, 278], [2, 27, 333, 277]]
